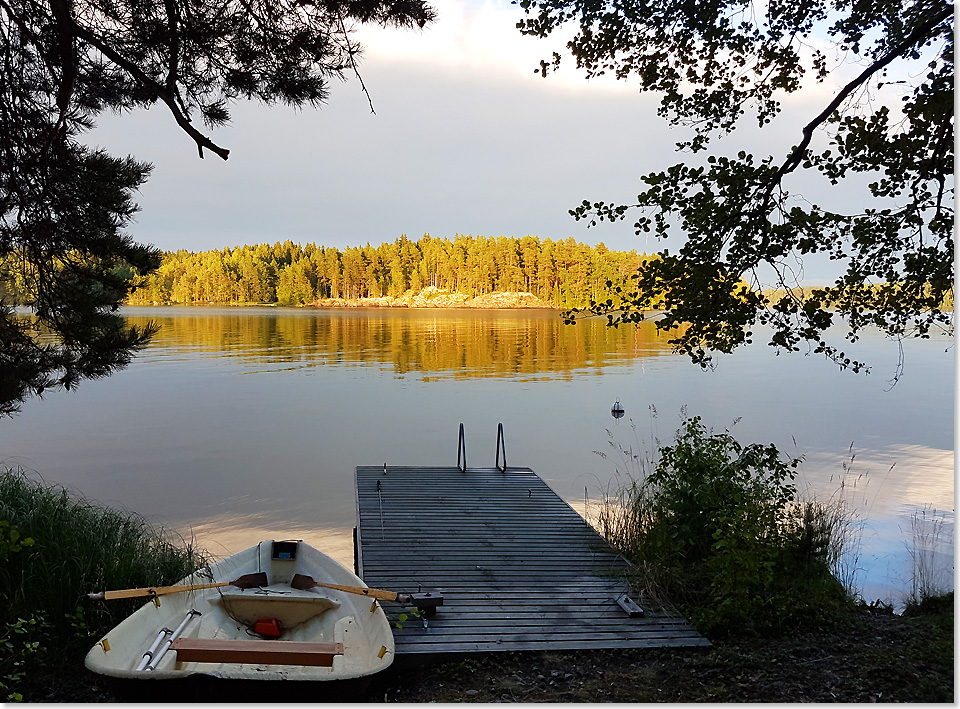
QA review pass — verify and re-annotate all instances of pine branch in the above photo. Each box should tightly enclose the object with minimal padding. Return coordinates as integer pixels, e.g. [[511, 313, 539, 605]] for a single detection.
[[70, 22, 231, 160]]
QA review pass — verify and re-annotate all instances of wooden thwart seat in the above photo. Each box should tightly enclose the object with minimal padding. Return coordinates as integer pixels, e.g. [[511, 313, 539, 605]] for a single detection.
[[170, 638, 344, 667]]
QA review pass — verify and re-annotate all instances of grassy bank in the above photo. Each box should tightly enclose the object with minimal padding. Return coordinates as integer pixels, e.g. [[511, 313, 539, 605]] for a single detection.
[[13, 595, 956, 702], [0, 468, 207, 701]]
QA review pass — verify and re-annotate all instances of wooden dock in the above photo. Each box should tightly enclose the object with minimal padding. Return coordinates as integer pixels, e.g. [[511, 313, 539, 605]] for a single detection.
[[355, 465, 709, 658]]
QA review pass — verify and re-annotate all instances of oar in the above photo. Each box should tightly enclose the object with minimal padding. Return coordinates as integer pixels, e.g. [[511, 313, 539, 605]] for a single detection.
[[87, 572, 268, 601], [291, 573, 443, 613]]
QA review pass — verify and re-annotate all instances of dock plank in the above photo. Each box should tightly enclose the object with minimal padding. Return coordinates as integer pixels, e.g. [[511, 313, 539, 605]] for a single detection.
[[355, 465, 708, 657]]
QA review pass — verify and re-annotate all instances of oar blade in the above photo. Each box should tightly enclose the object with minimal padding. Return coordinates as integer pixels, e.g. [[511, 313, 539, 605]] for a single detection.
[[290, 573, 317, 591], [231, 572, 269, 589]]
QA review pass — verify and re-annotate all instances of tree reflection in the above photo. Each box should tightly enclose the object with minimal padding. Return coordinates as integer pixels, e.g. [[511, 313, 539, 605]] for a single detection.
[[121, 309, 680, 379]]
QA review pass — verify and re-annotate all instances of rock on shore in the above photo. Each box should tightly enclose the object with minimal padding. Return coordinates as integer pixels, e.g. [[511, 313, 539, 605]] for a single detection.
[[310, 286, 554, 309]]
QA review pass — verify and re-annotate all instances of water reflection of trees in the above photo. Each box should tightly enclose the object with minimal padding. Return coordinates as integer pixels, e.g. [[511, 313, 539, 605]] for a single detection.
[[124, 310, 680, 378]]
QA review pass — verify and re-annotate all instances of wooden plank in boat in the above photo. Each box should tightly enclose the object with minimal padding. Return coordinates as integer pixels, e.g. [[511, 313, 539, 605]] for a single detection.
[[170, 639, 344, 667]]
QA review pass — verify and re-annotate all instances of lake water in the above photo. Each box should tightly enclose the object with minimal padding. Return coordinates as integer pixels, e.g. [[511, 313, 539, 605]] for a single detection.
[[1, 306, 954, 606]]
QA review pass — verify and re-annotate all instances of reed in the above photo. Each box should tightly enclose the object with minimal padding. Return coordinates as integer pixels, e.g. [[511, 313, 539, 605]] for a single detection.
[[905, 504, 952, 607], [0, 467, 208, 644]]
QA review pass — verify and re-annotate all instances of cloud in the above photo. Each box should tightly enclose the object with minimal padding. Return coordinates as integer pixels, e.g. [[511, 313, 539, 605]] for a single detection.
[[88, 2, 677, 255], [356, 0, 572, 83]]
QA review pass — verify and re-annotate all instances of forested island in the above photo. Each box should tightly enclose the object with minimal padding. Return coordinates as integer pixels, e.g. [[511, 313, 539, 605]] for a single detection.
[[121, 234, 651, 308]]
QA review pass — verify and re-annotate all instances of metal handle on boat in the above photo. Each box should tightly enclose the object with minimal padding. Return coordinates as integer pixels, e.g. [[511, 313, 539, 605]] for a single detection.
[[143, 609, 201, 671], [495, 422, 507, 472], [457, 422, 467, 472], [135, 627, 173, 672]]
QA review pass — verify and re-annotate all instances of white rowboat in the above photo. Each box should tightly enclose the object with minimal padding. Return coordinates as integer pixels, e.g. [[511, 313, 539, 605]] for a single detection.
[[84, 540, 395, 685]]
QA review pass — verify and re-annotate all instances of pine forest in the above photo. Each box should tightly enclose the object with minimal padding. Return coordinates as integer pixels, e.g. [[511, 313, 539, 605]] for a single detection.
[[120, 234, 653, 308]]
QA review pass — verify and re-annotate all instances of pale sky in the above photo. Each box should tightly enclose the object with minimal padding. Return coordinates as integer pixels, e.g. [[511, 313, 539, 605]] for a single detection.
[[87, 0, 877, 283]]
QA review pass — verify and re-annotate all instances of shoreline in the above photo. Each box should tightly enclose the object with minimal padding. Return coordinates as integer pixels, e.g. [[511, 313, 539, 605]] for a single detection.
[[21, 600, 954, 702], [124, 301, 560, 310], [127, 287, 560, 310]]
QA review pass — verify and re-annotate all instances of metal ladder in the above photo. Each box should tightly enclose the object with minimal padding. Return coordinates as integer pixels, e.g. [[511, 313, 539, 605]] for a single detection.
[[456, 422, 507, 472]]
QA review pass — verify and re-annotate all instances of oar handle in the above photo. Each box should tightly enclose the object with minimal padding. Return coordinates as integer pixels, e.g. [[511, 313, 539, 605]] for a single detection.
[[89, 572, 267, 601], [290, 575, 443, 614], [313, 581, 400, 602], [89, 582, 230, 601]]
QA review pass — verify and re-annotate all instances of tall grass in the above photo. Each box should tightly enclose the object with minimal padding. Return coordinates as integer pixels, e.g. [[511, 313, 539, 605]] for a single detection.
[[0, 467, 208, 658], [590, 413, 855, 638], [817, 446, 872, 598], [905, 504, 953, 607]]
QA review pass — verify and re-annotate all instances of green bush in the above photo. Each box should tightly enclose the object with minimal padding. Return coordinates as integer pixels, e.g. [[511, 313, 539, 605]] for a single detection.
[[598, 416, 852, 638], [0, 521, 34, 561], [0, 520, 45, 702], [0, 612, 48, 702]]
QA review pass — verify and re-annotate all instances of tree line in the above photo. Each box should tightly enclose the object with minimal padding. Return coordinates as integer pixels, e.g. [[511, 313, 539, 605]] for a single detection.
[[121, 234, 653, 308]]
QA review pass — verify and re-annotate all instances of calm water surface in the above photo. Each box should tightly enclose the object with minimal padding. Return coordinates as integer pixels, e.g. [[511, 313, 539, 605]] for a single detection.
[[2, 307, 953, 605]]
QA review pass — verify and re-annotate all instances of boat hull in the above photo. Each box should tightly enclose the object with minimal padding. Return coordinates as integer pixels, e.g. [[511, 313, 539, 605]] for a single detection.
[[85, 540, 395, 684], [102, 670, 379, 703]]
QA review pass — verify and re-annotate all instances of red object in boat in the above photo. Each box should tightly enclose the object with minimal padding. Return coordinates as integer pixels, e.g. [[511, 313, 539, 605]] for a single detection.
[[253, 618, 282, 639]]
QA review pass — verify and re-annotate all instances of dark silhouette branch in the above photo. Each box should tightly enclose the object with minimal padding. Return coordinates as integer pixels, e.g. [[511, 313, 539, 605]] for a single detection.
[[48, 0, 75, 127], [71, 22, 231, 160], [773, 4, 951, 186], [337, 13, 376, 115], [756, 2, 952, 251]]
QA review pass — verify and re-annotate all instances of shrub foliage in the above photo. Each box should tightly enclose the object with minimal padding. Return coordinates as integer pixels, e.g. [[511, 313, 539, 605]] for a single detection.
[[598, 416, 851, 637]]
